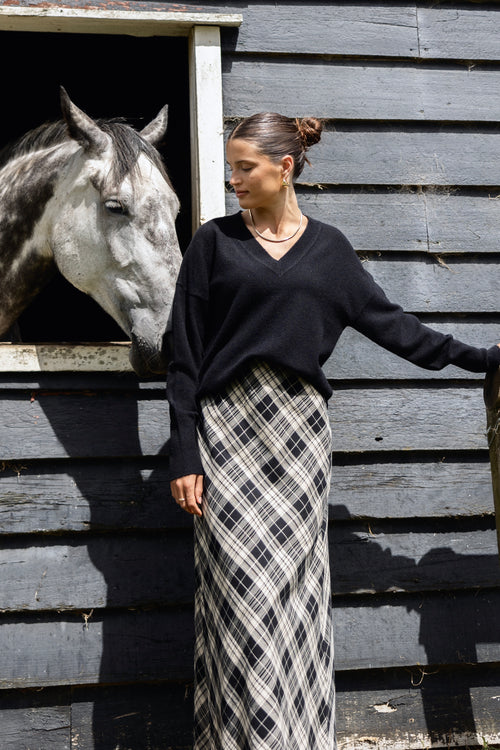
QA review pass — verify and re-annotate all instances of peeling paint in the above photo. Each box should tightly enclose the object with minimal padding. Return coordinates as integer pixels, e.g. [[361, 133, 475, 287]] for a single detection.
[[373, 701, 398, 713]]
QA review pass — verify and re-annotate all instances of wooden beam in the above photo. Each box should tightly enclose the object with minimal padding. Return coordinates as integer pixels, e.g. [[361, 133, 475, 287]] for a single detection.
[[0, 343, 132, 373], [483, 366, 500, 557], [0, 6, 242, 36], [189, 25, 226, 230], [223, 59, 500, 122], [1, 527, 498, 612]]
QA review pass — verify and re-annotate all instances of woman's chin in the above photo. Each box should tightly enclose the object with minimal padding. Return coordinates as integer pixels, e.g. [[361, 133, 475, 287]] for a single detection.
[[235, 193, 250, 208]]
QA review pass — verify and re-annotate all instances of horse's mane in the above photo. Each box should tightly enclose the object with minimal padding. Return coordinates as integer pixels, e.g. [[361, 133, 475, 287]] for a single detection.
[[0, 118, 171, 185]]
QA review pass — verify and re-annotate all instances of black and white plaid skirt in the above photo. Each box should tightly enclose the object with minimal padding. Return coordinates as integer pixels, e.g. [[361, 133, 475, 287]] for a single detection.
[[194, 360, 335, 749]]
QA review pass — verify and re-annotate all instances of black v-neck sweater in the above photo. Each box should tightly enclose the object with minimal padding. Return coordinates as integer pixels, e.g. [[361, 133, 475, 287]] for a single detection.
[[166, 212, 500, 480]]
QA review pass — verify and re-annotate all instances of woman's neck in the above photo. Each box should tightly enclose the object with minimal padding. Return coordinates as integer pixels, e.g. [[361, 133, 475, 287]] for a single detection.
[[246, 197, 301, 237]]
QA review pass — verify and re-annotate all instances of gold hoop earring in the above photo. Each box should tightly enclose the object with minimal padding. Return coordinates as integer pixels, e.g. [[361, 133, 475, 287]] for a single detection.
[[282, 178, 289, 188]]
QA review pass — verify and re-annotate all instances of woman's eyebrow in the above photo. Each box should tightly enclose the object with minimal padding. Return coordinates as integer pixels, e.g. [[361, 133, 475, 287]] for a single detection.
[[227, 159, 255, 167]]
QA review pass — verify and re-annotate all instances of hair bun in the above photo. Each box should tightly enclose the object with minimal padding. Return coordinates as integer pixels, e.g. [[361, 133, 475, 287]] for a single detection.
[[296, 117, 323, 149]]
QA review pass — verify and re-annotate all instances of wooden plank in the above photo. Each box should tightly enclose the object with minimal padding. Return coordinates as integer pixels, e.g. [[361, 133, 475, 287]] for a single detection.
[[3, 670, 498, 750], [345, 257, 500, 314], [1, 591, 499, 687], [418, 6, 500, 61], [224, 129, 500, 187], [223, 59, 500, 121], [0, 533, 194, 611], [425, 191, 500, 254], [1, 526, 498, 611], [0, 609, 194, 689], [0, 372, 151, 390], [328, 385, 488, 453], [0, 391, 169, 460], [189, 25, 226, 230], [70, 673, 500, 750], [0, 6, 242, 36], [221, 3, 418, 57], [70, 683, 193, 750], [337, 665, 500, 750], [330, 457, 495, 520], [0, 455, 494, 536], [0, 459, 189, 534], [0, 384, 492, 458], [228, 190, 500, 255], [483, 366, 500, 556], [0, 455, 494, 535], [1, 704, 69, 750], [326, 323, 500, 380], [331, 525, 500, 595], [0, 343, 131, 373], [333, 589, 500, 670]]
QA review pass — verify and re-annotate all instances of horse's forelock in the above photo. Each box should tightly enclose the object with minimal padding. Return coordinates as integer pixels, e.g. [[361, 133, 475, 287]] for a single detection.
[[0, 118, 172, 187], [99, 120, 172, 187]]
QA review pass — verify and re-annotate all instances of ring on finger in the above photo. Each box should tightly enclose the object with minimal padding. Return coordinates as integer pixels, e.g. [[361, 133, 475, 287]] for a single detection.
[[177, 498, 186, 505]]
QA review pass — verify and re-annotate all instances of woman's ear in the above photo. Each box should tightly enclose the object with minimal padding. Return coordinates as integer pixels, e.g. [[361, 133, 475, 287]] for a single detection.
[[281, 154, 294, 182]]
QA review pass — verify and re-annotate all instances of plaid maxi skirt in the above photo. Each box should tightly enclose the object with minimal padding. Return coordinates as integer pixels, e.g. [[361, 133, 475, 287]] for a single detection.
[[194, 360, 336, 750]]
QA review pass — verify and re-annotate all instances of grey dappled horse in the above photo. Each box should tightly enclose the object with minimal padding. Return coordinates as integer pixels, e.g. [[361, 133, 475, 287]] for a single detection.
[[0, 88, 182, 376]]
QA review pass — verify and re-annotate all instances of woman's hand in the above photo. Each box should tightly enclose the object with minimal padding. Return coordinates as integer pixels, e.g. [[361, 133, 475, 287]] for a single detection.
[[170, 474, 204, 516]]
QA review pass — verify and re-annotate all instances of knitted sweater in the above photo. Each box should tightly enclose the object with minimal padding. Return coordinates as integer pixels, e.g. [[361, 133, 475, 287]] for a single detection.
[[166, 212, 500, 480]]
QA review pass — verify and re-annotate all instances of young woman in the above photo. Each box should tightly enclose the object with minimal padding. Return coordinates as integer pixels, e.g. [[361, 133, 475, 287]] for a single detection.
[[167, 113, 500, 750]]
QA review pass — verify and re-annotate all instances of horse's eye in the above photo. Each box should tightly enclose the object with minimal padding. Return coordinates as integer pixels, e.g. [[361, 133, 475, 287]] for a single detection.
[[104, 199, 128, 216]]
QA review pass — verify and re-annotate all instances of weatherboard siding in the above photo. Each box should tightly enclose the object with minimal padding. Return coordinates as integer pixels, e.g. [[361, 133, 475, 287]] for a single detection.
[[1, 1, 500, 749]]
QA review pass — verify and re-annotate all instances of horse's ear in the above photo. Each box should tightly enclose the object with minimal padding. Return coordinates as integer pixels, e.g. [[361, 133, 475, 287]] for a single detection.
[[140, 105, 169, 146], [60, 86, 109, 155]]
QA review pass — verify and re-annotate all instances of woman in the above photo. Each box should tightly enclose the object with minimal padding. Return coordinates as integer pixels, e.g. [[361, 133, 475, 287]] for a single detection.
[[167, 113, 500, 750]]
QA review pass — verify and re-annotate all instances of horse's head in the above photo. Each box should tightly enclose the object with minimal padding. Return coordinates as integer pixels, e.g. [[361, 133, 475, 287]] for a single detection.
[[49, 88, 182, 377]]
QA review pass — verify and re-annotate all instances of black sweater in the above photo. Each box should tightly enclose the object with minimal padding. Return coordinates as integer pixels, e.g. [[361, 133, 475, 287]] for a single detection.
[[166, 212, 500, 480]]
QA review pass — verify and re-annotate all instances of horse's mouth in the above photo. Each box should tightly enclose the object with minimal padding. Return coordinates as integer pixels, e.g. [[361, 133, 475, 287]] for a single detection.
[[129, 339, 168, 378]]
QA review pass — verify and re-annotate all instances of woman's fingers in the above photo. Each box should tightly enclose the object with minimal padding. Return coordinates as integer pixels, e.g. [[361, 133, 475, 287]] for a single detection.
[[170, 475, 204, 516], [195, 474, 204, 504]]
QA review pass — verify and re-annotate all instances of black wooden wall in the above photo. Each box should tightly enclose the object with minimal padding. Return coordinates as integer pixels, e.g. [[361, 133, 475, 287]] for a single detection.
[[1, 1, 500, 749]]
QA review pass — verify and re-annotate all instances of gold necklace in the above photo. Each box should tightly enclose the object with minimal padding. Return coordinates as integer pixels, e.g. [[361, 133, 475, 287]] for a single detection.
[[249, 209, 303, 243]]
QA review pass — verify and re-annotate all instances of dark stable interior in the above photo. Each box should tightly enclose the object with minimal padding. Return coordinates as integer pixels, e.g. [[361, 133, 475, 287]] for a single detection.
[[0, 30, 190, 342]]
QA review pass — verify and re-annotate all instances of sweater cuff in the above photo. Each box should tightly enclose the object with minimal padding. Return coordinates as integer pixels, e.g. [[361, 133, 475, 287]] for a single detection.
[[168, 415, 205, 482]]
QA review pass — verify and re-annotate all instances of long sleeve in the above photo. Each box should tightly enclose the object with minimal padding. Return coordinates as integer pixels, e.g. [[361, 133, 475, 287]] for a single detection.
[[166, 213, 500, 459], [166, 229, 212, 481], [352, 275, 500, 373]]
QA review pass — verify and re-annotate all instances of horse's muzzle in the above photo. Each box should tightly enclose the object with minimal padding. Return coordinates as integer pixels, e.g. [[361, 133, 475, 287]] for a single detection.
[[129, 337, 168, 378]]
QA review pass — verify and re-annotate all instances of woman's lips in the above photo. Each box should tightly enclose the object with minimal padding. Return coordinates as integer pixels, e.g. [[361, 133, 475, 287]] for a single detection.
[[235, 190, 248, 198]]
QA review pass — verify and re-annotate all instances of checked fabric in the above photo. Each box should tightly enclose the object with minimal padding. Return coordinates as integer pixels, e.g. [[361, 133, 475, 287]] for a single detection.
[[194, 360, 336, 749]]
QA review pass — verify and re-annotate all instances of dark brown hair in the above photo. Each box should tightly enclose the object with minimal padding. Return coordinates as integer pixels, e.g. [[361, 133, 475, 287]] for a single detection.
[[228, 112, 323, 179]]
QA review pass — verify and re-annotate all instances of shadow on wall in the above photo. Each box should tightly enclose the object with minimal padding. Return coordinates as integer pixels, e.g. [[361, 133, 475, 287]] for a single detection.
[[33, 381, 194, 748], [331, 506, 500, 746], [3, 395, 499, 749]]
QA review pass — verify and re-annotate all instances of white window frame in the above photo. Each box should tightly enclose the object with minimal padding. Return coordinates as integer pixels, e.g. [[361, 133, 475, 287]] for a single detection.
[[0, 5, 241, 373]]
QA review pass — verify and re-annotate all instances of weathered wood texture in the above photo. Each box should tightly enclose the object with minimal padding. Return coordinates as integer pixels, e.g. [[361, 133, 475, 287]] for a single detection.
[[229, 190, 500, 255], [1, 524, 499, 612], [223, 59, 500, 121], [2, 1, 500, 749], [0, 382, 493, 458], [484, 366, 500, 554], [225, 127, 500, 187], [2, 591, 500, 690], [0, 455, 495, 534], [3, 667, 499, 750], [327, 325, 500, 380]]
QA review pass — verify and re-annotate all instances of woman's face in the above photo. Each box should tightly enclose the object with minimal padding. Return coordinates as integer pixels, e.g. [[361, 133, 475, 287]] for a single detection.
[[226, 138, 288, 209]]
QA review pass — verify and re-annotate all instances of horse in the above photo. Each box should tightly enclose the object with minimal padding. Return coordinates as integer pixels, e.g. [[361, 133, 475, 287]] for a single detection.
[[0, 87, 182, 377]]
